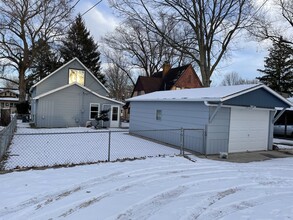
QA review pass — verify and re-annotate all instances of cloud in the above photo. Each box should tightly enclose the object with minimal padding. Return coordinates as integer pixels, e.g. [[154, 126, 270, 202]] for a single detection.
[[211, 40, 269, 86], [75, 1, 119, 41]]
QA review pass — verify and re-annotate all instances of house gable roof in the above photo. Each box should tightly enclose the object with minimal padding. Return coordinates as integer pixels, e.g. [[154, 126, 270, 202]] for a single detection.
[[152, 64, 199, 90], [131, 64, 201, 98], [133, 76, 162, 94], [30, 57, 109, 94], [33, 83, 124, 105], [127, 84, 292, 108]]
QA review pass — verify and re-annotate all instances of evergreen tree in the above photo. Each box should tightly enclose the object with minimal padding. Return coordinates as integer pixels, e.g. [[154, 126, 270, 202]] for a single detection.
[[28, 39, 61, 92], [60, 14, 105, 84], [257, 37, 293, 95]]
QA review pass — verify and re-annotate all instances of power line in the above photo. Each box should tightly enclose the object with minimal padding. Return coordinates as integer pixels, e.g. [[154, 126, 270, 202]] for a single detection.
[[64, 0, 103, 29], [80, 0, 103, 17]]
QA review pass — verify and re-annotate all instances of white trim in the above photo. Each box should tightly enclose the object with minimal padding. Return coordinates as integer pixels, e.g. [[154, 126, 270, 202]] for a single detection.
[[110, 105, 120, 127], [89, 103, 100, 120], [30, 57, 110, 94], [204, 101, 276, 111], [33, 83, 124, 105]]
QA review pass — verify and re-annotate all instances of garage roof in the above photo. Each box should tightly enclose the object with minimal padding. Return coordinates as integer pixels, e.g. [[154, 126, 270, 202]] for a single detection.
[[127, 84, 292, 108]]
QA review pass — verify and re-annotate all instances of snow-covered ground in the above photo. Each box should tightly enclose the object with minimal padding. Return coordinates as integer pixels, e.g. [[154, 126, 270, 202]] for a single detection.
[[274, 138, 293, 150], [1, 156, 293, 219], [3, 122, 179, 170]]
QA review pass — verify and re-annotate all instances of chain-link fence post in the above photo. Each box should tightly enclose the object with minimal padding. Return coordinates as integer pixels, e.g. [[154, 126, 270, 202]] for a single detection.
[[180, 128, 184, 155], [108, 130, 111, 162]]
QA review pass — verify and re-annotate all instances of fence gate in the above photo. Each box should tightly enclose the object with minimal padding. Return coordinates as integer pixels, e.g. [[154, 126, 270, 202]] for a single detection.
[[183, 129, 205, 154]]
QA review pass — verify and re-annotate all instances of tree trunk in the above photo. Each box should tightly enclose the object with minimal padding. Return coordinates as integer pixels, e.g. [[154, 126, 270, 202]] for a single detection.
[[18, 68, 27, 103], [199, 61, 211, 87]]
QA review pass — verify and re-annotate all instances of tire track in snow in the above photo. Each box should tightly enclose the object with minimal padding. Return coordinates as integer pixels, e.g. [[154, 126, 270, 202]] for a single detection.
[[3, 164, 197, 218], [116, 185, 189, 220], [192, 191, 293, 220], [34, 167, 240, 218], [111, 176, 240, 220], [35, 165, 238, 212], [55, 170, 239, 218], [0, 171, 123, 216]]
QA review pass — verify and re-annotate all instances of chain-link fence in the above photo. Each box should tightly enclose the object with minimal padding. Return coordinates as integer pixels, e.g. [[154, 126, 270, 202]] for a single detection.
[[1, 128, 205, 170], [0, 116, 17, 161]]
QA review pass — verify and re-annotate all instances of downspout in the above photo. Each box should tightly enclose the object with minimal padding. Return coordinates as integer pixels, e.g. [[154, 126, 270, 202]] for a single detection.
[[203, 101, 222, 155], [205, 102, 222, 123]]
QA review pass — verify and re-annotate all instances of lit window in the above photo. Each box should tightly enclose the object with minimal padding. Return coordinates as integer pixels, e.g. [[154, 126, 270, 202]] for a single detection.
[[90, 103, 99, 120], [69, 69, 85, 85], [156, 110, 162, 120]]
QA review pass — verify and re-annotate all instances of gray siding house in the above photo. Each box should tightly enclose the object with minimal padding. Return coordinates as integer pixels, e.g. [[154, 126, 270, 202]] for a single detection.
[[30, 58, 123, 128], [127, 84, 292, 154]]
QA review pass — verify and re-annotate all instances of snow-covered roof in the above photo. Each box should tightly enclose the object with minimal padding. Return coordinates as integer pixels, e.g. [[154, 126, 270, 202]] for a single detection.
[[0, 97, 18, 101], [33, 83, 124, 105], [288, 97, 293, 103], [127, 84, 292, 107]]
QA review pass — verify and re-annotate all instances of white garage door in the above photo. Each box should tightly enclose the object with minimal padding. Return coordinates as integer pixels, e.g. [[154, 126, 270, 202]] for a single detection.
[[228, 108, 269, 153]]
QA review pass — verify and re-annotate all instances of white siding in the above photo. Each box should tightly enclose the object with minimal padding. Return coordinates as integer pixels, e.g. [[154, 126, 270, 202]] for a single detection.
[[228, 108, 269, 153]]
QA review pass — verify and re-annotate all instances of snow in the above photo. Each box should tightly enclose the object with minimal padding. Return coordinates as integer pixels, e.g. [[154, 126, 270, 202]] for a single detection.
[[127, 84, 262, 102], [274, 138, 293, 150], [0, 156, 293, 219], [0, 97, 18, 101], [3, 122, 179, 169], [1, 122, 293, 219]]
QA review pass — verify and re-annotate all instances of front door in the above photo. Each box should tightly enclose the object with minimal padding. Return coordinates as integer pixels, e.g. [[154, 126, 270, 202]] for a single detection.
[[110, 106, 120, 127]]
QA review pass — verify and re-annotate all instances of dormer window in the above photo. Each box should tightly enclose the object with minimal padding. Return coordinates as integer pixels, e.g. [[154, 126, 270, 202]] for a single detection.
[[69, 69, 85, 85]]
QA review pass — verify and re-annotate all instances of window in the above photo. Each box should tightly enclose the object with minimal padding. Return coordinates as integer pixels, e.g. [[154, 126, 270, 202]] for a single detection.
[[156, 110, 162, 120], [112, 107, 118, 121], [69, 69, 85, 85], [90, 103, 99, 120]]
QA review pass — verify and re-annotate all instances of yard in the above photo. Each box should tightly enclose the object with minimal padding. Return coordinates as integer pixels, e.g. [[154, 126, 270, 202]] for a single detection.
[[2, 122, 179, 169], [1, 156, 293, 219], [1, 122, 293, 219]]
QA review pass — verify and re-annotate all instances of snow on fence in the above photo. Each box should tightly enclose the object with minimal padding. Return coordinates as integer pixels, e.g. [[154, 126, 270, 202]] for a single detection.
[[0, 116, 17, 161], [1, 128, 204, 170]]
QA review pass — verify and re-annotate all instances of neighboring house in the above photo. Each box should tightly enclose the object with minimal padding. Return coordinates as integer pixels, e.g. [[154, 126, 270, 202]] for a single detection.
[[0, 89, 19, 114], [124, 63, 202, 120], [30, 58, 123, 128], [127, 84, 292, 155]]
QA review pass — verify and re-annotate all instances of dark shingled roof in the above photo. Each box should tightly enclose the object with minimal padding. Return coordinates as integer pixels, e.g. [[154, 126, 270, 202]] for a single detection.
[[135, 76, 162, 94], [152, 64, 190, 90]]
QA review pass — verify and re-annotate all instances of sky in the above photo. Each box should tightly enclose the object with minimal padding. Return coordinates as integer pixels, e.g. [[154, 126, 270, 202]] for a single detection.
[[75, 0, 270, 86]]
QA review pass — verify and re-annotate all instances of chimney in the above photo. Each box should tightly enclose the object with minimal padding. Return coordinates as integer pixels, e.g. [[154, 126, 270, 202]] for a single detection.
[[162, 61, 171, 78]]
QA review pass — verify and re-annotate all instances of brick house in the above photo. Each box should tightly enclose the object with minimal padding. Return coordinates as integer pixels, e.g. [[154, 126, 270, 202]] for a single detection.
[[124, 63, 202, 120]]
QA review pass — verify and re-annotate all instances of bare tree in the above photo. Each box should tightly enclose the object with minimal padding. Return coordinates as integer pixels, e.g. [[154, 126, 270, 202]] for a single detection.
[[104, 62, 133, 101], [109, 0, 255, 86], [221, 72, 258, 86], [102, 19, 192, 79], [250, 0, 293, 44], [102, 49, 137, 87], [0, 0, 73, 102]]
